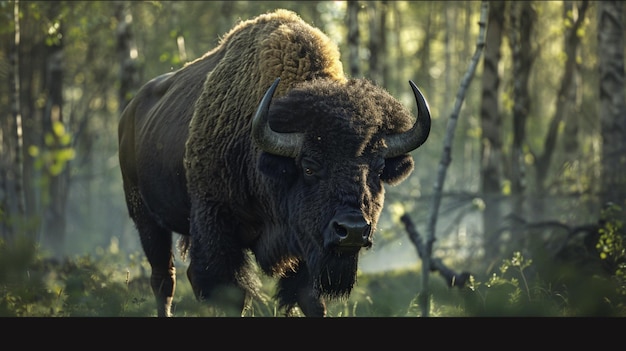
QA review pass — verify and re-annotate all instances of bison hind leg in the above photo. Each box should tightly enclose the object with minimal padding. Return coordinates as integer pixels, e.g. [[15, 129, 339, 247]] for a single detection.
[[276, 267, 326, 317], [130, 196, 176, 317]]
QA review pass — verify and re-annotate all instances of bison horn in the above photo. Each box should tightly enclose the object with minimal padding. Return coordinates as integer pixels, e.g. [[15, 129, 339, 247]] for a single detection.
[[385, 81, 431, 158], [252, 77, 303, 158]]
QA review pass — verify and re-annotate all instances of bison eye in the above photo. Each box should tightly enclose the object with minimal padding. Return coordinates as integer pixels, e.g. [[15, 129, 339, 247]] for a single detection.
[[301, 157, 324, 179]]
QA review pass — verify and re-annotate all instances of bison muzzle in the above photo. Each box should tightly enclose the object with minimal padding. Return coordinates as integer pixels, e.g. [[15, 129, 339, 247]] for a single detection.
[[118, 9, 431, 317]]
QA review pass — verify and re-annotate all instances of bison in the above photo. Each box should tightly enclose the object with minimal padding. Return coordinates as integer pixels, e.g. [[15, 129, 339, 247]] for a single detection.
[[118, 9, 431, 317]]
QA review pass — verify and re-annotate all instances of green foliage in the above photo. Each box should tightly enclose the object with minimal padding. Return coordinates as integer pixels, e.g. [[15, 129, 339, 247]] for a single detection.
[[461, 251, 626, 316], [2, 0, 624, 318], [2, 242, 626, 316], [597, 203, 625, 261], [0, 237, 58, 316], [462, 251, 555, 316], [26, 120, 75, 207], [0, 237, 154, 317], [596, 203, 626, 304], [29, 121, 75, 177]]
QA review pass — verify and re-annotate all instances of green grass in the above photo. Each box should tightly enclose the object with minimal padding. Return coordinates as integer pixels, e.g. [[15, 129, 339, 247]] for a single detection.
[[1, 237, 625, 317]]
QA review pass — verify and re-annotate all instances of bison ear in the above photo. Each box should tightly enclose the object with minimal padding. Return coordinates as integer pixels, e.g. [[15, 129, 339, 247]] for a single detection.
[[381, 155, 414, 185], [258, 152, 297, 180]]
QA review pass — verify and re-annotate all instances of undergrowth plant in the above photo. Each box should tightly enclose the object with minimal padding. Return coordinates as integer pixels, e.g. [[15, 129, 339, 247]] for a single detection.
[[596, 202, 626, 310], [2, 235, 626, 317], [461, 251, 562, 316], [461, 249, 626, 316]]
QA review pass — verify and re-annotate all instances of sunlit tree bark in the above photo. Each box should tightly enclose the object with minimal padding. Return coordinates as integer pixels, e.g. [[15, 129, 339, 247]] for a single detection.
[[480, 0, 505, 261], [11, 0, 24, 223], [560, 1, 583, 156], [508, 1, 535, 251], [1, 0, 25, 242], [531, 1, 586, 219], [17, 2, 44, 245]]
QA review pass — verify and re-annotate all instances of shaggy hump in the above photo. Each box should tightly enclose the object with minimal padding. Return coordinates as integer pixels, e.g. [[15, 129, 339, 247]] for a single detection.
[[119, 8, 432, 317], [185, 9, 347, 198]]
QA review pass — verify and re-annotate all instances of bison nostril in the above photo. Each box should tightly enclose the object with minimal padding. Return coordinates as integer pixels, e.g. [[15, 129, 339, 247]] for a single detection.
[[333, 221, 348, 238]]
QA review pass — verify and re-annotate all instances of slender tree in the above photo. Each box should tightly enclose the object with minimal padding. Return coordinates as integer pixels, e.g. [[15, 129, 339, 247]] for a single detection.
[[347, 0, 360, 77], [507, 1, 535, 251], [560, 1, 584, 157], [379, 1, 389, 87], [116, 1, 139, 113], [480, 0, 506, 261], [12, 0, 24, 223], [444, 1, 457, 110], [40, 2, 69, 257], [597, 1, 626, 208], [1, 0, 25, 242], [420, 1, 489, 317], [530, 1, 587, 221], [367, 1, 387, 85]]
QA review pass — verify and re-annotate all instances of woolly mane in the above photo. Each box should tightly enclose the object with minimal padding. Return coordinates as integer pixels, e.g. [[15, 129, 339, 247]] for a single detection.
[[184, 9, 347, 197]]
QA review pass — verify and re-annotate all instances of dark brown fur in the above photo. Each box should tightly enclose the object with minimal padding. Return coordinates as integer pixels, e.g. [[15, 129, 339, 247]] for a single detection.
[[118, 9, 428, 317]]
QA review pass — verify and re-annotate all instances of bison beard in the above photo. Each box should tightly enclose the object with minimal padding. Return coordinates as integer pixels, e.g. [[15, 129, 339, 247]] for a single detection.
[[118, 9, 431, 317], [276, 252, 359, 316], [312, 252, 359, 296]]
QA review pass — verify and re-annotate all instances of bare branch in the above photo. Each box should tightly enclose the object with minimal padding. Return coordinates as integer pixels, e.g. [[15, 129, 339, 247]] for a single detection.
[[401, 214, 471, 289], [414, 1, 489, 317]]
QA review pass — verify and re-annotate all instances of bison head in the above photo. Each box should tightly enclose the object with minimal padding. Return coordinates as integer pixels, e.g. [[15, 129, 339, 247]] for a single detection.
[[252, 77, 430, 297]]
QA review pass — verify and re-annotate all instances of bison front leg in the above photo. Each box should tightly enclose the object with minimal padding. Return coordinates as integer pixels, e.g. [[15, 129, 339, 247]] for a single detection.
[[296, 287, 326, 317], [277, 265, 327, 317], [186, 203, 249, 316]]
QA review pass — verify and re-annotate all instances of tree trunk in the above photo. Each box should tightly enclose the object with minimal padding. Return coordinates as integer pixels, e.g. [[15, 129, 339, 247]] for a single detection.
[[367, 1, 386, 85], [560, 1, 582, 156], [116, 1, 139, 113], [41, 11, 69, 257], [598, 1, 626, 208], [379, 1, 389, 87], [531, 1, 587, 220], [347, 0, 360, 77], [389, 1, 403, 95], [444, 2, 457, 110], [480, 0, 505, 261], [420, 1, 489, 317], [1, 0, 25, 242], [508, 1, 535, 251], [19, 3, 44, 245]]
